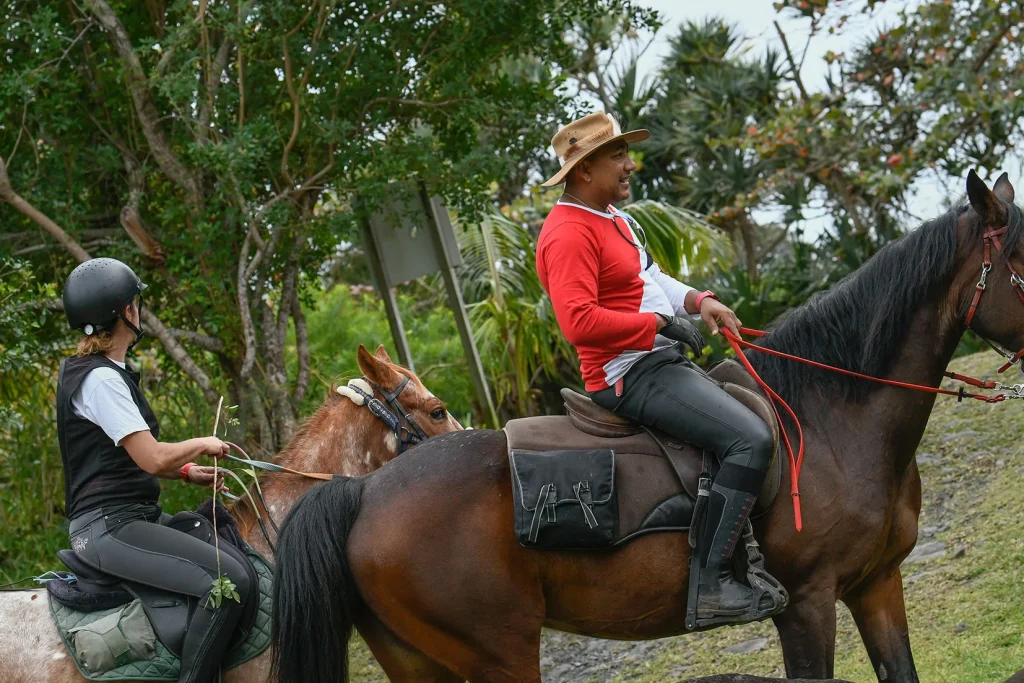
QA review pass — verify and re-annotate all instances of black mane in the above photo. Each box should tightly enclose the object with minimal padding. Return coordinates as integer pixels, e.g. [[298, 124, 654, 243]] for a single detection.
[[749, 197, 1024, 409]]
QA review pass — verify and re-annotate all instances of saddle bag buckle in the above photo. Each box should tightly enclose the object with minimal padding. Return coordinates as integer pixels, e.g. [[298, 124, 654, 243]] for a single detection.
[[573, 481, 599, 529]]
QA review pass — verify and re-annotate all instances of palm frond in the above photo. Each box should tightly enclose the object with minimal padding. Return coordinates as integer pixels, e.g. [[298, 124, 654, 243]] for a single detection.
[[624, 199, 732, 278]]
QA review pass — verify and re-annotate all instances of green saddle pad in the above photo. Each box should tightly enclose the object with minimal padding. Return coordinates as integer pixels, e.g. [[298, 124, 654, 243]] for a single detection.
[[49, 546, 274, 681]]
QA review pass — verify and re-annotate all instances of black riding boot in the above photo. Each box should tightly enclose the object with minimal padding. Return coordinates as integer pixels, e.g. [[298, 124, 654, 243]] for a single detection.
[[696, 482, 776, 619], [177, 597, 242, 683]]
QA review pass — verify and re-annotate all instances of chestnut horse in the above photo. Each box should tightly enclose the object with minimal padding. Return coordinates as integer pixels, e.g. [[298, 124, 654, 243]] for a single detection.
[[0, 344, 460, 682], [272, 172, 1024, 683]]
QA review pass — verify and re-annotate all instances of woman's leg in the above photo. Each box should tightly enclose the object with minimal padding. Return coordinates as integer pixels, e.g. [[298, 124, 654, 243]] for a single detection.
[[593, 352, 777, 623], [76, 513, 251, 683]]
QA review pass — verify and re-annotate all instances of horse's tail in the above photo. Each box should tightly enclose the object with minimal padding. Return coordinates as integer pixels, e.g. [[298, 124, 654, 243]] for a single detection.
[[271, 475, 364, 683]]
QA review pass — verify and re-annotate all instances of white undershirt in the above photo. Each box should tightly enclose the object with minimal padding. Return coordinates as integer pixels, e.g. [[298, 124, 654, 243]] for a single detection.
[[70, 359, 151, 446]]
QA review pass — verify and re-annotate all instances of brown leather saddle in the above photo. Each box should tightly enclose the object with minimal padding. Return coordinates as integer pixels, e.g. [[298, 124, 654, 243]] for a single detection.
[[504, 359, 782, 545]]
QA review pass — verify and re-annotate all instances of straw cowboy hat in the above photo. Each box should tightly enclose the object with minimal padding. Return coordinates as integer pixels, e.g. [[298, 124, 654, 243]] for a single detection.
[[541, 111, 650, 187]]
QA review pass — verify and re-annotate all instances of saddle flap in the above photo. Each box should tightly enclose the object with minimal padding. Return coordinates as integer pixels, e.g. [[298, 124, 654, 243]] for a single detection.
[[560, 388, 642, 438], [121, 583, 191, 657]]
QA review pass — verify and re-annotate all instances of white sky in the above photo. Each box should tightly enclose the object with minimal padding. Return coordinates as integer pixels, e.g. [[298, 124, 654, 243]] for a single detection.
[[632, 0, 1022, 239]]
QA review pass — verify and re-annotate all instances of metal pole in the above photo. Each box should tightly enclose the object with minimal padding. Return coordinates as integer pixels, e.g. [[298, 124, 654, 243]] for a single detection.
[[419, 184, 499, 428], [361, 220, 415, 371]]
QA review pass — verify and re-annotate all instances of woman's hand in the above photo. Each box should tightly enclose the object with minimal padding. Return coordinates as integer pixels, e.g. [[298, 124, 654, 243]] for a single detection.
[[699, 299, 742, 338], [186, 465, 229, 492], [198, 436, 230, 459]]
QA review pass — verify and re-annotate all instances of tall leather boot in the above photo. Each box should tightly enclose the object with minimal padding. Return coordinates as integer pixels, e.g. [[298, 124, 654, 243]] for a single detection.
[[695, 482, 776, 621], [176, 598, 243, 683]]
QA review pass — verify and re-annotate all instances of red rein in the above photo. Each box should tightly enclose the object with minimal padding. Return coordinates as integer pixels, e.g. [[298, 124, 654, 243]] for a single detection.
[[721, 327, 1013, 532]]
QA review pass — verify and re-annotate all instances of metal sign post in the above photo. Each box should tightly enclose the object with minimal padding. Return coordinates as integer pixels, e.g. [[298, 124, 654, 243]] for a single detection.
[[363, 183, 499, 428]]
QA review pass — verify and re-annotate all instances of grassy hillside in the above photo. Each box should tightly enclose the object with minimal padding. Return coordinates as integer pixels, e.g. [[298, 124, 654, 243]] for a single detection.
[[349, 350, 1024, 682]]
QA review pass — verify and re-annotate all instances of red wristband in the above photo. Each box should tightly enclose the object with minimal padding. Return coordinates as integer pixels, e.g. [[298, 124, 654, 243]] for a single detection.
[[695, 290, 719, 310], [181, 462, 197, 481]]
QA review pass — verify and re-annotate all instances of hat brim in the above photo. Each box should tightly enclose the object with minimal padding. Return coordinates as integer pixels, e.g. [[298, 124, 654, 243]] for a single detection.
[[541, 129, 650, 187]]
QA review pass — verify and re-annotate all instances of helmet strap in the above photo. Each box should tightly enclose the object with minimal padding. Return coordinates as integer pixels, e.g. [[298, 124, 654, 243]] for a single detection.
[[120, 296, 145, 351]]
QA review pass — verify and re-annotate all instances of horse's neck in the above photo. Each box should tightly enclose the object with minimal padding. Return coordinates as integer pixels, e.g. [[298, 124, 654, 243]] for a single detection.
[[833, 296, 963, 470], [232, 402, 396, 557]]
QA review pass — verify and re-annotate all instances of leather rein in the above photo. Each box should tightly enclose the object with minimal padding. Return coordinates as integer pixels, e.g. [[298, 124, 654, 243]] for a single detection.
[[723, 224, 1024, 532]]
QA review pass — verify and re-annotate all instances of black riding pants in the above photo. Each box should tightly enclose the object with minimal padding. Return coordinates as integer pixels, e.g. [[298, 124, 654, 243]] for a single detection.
[[591, 345, 774, 498], [68, 503, 251, 604]]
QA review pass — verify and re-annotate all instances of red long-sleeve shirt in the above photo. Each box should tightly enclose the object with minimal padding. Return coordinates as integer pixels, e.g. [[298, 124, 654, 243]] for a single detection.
[[536, 202, 697, 391]]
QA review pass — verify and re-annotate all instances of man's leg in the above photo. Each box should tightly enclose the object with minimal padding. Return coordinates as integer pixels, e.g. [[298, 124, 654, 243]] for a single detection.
[[594, 353, 776, 621]]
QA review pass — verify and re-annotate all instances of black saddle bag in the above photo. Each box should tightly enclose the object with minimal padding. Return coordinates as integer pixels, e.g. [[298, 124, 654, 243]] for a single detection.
[[509, 449, 617, 549]]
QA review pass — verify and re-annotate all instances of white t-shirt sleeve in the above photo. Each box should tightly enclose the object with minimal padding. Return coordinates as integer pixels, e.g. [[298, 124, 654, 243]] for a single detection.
[[71, 367, 151, 446]]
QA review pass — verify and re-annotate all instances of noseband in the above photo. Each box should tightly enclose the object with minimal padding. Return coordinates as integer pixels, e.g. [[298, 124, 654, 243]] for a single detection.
[[340, 375, 429, 454], [964, 225, 1024, 373]]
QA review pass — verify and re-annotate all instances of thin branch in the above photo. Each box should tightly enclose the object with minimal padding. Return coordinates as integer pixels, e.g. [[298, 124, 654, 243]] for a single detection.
[[291, 288, 310, 403], [170, 328, 225, 353], [237, 229, 258, 380], [6, 101, 29, 167], [198, 36, 235, 145], [141, 309, 219, 402], [85, 0, 202, 205], [774, 20, 809, 101], [7, 228, 121, 242], [14, 238, 116, 256], [971, 20, 1012, 73], [0, 156, 90, 262]]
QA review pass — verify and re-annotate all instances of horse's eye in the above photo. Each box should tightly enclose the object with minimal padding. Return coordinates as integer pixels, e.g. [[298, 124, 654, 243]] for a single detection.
[[430, 408, 447, 421]]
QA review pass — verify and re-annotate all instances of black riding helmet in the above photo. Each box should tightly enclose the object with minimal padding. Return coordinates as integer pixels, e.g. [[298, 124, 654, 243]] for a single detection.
[[63, 258, 147, 342]]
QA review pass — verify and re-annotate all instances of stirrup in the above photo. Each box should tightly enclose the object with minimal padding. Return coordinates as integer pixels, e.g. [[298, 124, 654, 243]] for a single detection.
[[686, 520, 788, 630]]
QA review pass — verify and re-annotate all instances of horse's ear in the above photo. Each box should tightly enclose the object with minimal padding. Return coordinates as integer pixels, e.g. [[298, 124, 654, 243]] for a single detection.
[[967, 169, 1008, 225], [993, 172, 1015, 203], [374, 345, 393, 364], [357, 344, 399, 385]]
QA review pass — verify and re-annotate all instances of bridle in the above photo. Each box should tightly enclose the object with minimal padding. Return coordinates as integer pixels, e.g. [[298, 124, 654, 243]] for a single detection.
[[964, 225, 1024, 374], [344, 375, 429, 454]]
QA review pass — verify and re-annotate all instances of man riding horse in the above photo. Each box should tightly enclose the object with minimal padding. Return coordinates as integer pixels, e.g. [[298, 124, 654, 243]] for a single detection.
[[535, 111, 785, 627]]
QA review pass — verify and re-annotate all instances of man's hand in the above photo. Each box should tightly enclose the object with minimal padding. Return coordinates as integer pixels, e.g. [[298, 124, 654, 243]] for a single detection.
[[699, 299, 742, 338], [657, 315, 705, 358], [186, 465, 229, 492]]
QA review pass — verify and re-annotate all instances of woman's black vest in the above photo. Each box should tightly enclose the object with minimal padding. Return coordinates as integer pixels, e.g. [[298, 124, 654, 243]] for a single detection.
[[57, 355, 161, 519]]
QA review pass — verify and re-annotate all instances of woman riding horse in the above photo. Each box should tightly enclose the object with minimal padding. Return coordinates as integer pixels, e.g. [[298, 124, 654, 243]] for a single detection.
[[58, 258, 248, 683], [536, 111, 783, 627]]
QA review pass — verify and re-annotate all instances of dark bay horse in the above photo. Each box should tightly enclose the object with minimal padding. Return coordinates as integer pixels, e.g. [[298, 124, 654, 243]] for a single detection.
[[0, 344, 461, 682], [272, 172, 1024, 683]]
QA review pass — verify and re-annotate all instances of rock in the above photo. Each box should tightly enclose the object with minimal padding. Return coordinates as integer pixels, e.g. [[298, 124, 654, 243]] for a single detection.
[[917, 452, 938, 464], [919, 526, 938, 537], [941, 430, 979, 442], [903, 540, 946, 564], [954, 621, 967, 633], [721, 637, 769, 655], [547, 663, 574, 680], [953, 544, 966, 559], [997, 459, 1006, 467]]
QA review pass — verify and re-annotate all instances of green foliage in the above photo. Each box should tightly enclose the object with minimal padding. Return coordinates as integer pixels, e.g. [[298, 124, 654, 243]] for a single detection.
[[206, 574, 240, 609], [0, 260, 62, 430], [293, 284, 478, 425], [0, 0, 661, 450]]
